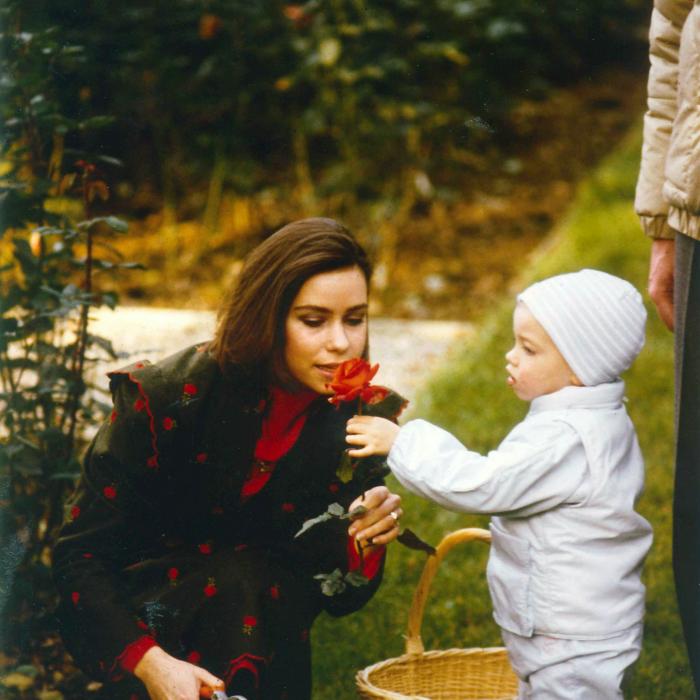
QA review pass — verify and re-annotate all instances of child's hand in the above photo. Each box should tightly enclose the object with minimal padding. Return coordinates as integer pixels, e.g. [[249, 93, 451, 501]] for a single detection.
[[346, 416, 400, 457]]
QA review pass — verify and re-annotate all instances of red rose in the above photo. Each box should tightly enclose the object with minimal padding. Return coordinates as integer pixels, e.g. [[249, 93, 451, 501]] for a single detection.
[[195, 452, 208, 464], [328, 483, 339, 494], [183, 383, 198, 396], [269, 585, 280, 600], [110, 410, 117, 424], [133, 398, 145, 412], [198, 543, 212, 555], [162, 417, 175, 431], [204, 579, 218, 597], [70, 505, 80, 520], [187, 650, 201, 664], [328, 358, 379, 405], [167, 567, 179, 582], [71, 591, 80, 606], [147, 455, 159, 469], [103, 485, 117, 500], [243, 615, 258, 627], [281, 502, 295, 513]]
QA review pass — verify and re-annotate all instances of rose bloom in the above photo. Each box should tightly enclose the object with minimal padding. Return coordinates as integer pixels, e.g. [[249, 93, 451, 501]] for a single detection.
[[328, 358, 378, 404], [328, 358, 390, 406]]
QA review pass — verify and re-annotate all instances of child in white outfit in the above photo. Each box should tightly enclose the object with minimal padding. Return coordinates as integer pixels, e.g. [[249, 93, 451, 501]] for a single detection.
[[347, 269, 653, 700]]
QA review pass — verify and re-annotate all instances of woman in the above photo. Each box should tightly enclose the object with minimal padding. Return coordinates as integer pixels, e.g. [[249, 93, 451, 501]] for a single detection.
[[52, 218, 403, 700]]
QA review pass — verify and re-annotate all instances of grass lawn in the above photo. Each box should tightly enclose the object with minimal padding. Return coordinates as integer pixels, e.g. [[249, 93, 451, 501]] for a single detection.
[[312, 122, 692, 699]]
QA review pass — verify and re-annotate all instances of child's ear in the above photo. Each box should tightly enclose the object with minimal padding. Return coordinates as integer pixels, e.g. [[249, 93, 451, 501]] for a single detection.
[[570, 374, 583, 387]]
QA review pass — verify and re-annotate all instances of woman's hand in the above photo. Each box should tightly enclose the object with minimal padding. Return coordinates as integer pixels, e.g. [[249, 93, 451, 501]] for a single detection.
[[648, 238, 675, 330], [134, 646, 224, 700], [346, 416, 400, 458], [348, 485, 402, 549]]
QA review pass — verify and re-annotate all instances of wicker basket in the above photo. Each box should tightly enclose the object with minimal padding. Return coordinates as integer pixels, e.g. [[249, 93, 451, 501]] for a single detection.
[[356, 528, 519, 700]]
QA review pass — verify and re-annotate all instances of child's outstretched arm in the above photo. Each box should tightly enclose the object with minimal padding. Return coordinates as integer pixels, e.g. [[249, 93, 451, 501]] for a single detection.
[[346, 416, 399, 457]]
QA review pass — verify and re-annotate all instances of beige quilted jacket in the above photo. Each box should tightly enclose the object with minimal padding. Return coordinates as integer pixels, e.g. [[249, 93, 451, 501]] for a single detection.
[[635, 0, 700, 240]]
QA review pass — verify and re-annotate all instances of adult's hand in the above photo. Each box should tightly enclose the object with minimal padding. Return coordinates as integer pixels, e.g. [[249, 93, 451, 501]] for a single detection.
[[648, 238, 675, 331], [134, 645, 224, 700], [348, 485, 402, 549]]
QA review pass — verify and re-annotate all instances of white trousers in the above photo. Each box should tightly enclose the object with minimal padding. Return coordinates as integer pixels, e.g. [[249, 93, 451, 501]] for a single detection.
[[501, 624, 643, 699]]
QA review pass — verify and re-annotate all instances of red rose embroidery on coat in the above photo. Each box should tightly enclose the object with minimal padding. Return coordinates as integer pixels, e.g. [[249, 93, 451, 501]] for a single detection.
[[195, 452, 208, 464], [281, 502, 295, 513], [70, 505, 81, 520], [71, 591, 80, 606], [198, 543, 212, 555], [242, 615, 258, 635], [133, 398, 145, 412], [103, 485, 117, 500], [204, 578, 218, 597], [187, 650, 201, 664], [162, 417, 175, 431], [184, 383, 198, 396]]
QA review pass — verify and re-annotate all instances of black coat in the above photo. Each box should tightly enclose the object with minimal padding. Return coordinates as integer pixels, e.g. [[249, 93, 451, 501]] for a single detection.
[[52, 344, 386, 697]]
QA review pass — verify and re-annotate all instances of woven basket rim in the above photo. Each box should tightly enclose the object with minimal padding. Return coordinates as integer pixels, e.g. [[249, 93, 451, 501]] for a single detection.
[[356, 645, 516, 700]]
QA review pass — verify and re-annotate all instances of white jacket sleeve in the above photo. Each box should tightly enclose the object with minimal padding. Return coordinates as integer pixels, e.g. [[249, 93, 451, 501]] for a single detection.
[[388, 418, 588, 517], [634, 0, 693, 238]]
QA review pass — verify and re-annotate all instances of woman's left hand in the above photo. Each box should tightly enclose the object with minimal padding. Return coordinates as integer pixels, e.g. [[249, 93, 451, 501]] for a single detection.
[[348, 485, 402, 549]]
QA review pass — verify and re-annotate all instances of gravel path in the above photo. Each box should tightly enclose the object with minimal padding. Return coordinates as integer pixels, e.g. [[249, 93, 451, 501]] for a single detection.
[[89, 307, 474, 410]]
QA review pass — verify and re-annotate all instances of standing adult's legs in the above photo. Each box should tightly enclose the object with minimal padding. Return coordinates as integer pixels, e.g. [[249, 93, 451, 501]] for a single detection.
[[674, 232, 700, 695]]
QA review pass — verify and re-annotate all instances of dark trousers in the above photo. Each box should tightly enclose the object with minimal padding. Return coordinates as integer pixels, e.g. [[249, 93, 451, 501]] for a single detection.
[[674, 233, 700, 697]]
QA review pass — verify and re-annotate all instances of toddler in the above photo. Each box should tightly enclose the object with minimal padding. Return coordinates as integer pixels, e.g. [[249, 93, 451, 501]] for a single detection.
[[347, 269, 653, 699]]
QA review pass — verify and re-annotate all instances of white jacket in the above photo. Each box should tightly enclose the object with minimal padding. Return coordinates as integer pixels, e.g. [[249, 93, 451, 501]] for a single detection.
[[389, 382, 653, 639], [635, 0, 700, 239]]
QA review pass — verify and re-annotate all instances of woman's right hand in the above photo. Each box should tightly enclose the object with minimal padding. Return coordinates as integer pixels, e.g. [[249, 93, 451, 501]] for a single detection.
[[134, 646, 225, 700]]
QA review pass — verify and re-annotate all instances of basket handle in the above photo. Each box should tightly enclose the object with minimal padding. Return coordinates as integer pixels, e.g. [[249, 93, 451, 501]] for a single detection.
[[404, 527, 491, 655]]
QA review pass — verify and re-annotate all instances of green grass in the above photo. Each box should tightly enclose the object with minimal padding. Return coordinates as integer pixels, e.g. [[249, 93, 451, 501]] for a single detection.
[[312, 122, 691, 699]]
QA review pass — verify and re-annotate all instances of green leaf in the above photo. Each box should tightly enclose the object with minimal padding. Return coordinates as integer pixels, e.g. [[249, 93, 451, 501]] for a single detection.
[[341, 505, 367, 521], [100, 291, 119, 309], [78, 115, 115, 130], [363, 390, 409, 420], [397, 528, 436, 556], [294, 510, 332, 538], [104, 216, 128, 232], [327, 502, 345, 517], [336, 450, 354, 483], [344, 571, 369, 587], [96, 155, 124, 167], [314, 569, 346, 596]]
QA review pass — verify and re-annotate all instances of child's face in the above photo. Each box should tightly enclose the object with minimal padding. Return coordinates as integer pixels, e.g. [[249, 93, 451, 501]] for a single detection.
[[505, 302, 581, 402]]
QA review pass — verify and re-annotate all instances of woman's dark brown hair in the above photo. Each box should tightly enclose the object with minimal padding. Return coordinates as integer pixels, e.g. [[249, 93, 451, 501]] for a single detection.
[[209, 217, 372, 381]]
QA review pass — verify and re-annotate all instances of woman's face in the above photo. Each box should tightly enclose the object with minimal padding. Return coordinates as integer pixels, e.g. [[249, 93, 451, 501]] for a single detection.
[[284, 266, 368, 394]]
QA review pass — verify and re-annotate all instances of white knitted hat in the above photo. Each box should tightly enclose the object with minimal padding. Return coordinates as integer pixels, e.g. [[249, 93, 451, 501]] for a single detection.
[[517, 269, 647, 386]]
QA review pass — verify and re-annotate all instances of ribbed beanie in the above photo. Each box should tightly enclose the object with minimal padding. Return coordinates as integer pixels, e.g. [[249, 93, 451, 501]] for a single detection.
[[517, 269, 647, 386]]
